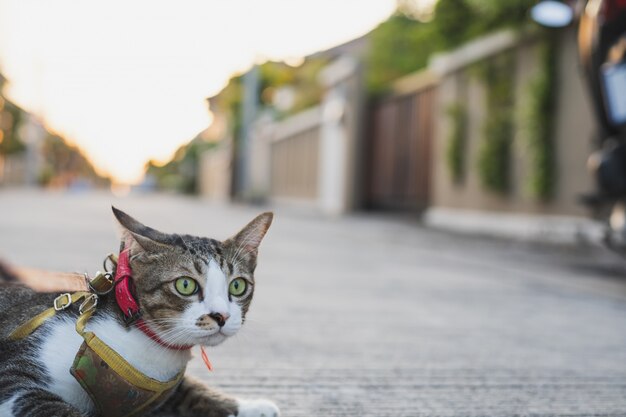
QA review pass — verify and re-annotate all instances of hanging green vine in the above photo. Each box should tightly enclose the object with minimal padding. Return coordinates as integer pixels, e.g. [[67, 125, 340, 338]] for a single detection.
[[446, 103, 468, 184], [476, 51, 516, 194], [524, 35, 557, 200]]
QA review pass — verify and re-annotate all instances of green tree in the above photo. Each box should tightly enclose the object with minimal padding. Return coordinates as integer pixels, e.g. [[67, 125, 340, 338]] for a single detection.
[[0, 101, 25, 155], [365, 0, 535, 94], [39, 133, 109, 186], [366, 14, 439, 94], [433, 0, 478, 50], [146, 137, 217, 194], [465, 0, 535, 30]]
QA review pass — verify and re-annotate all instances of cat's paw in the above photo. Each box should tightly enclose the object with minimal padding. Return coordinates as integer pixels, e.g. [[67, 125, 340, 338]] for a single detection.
[[233, 399, 280, 417]]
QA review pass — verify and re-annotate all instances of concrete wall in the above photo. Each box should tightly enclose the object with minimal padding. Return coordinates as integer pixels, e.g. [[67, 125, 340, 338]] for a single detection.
[[198, 143, 232, 201], [197, 99, 234, 201], [318, 56, 365, 215], [249, 55, 365, 215], [430, 28, 595, 217], [0, 114, 46, 187], [268, 106, 322, 205], [0, 154, 27, 185]]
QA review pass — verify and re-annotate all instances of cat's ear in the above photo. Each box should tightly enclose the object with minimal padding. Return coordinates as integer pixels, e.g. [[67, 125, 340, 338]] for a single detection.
[[112, 206, 170, 253], [229, 212, 273, 257]]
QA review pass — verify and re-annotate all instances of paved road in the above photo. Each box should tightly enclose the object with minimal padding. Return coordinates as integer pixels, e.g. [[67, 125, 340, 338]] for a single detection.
[[1, 189, 626, 417]]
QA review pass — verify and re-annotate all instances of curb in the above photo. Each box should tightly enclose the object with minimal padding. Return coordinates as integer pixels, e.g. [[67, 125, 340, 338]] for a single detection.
[[423, 207, 606, 245]]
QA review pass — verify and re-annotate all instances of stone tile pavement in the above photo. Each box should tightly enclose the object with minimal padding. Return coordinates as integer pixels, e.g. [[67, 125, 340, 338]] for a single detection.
[[1, 189, 625, 416]]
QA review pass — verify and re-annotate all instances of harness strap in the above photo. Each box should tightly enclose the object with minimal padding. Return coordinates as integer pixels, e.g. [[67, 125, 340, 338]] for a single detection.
[[10, 288, 185, 417], [76, 308, 182, 387], [10, 292, 183, 385], [9, 291, 91, 340], [75, 307, 93, 335]]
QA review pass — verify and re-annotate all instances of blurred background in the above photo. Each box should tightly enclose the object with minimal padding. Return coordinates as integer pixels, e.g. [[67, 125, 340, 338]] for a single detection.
[[1, 0, 626, 416]]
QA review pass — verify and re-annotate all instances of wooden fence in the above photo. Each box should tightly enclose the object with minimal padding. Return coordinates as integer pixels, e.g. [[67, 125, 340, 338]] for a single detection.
[[269, 107, 322, 202], [366, 85, 436, 212]]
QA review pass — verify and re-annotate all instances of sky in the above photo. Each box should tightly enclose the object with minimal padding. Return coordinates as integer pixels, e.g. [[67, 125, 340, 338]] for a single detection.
[[0, 0, 397, 184]]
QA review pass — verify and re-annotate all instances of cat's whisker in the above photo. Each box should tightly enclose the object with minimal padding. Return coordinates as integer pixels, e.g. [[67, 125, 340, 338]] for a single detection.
[[148, 328, 197, 364], [153, 326, 193, 343]]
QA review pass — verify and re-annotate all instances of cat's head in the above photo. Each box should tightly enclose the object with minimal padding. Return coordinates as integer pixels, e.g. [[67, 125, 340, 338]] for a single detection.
[[112, 207, 273, 347]]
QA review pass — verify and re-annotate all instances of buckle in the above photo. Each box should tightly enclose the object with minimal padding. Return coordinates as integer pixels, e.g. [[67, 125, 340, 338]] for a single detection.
[[79, 294, 99, 315], [123, 309, 141, 326], [54, 293, 72, 311], [103, 253, 118, 272], [88, 272, 114, 295]]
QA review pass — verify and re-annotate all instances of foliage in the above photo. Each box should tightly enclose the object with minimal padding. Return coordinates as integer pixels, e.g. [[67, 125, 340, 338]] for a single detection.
[[432, 0, 479, 50], [157, 59, 328, 194], [0, 100, 26, 155], [436, 0, 535, 49], [39, 134, 109, 187], [365, 14, 439, 94], [523, 35, 558, 200], [476, 51, 516, 194], [0, 89, 106, 187], [259, 59, 328, 117], [465, 0, 536, 29], [478, 112, 514, 193], [214, 58, 328, 131], [365, 0, 535, 94], [145, 136, 217, 194], [203, 58, 327, 195], [159, 0, 542, 194], [396, 0, 437, 22], [446, 103, 467, 184]]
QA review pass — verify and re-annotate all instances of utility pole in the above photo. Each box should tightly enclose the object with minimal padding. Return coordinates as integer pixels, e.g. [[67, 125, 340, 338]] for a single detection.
[[237, 64, 260, 198]]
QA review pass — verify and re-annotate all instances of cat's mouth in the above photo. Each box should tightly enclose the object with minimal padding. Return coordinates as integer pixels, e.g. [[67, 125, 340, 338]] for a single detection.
[[151, 327, 228, 348], [180, 326, 232, 347], [195, 324, 238, 343], [197, 331, 227, 347], [155, 325, 234, 348]]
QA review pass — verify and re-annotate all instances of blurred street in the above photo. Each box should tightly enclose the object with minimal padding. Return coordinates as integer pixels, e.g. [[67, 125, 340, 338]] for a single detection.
[[1, 189, 626, 417]]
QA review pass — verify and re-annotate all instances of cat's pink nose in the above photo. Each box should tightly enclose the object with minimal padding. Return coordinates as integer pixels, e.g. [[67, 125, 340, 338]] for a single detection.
[[209, 312, 229, 327]]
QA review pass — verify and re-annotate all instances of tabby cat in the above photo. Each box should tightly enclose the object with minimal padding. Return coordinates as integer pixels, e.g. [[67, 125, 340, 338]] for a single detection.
[[0, 207, 279, 417]]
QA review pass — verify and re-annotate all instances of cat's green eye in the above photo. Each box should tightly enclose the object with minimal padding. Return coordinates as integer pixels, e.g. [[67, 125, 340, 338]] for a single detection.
[[229, 278, 248, 297], [175, 277, 199, 296]]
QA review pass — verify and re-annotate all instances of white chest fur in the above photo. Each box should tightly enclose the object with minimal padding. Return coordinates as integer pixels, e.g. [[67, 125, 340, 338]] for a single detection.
[[37, 315, 190, 414]]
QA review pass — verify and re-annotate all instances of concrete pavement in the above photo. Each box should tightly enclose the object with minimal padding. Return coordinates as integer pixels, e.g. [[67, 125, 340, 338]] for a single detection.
[[1, 189, 625, 416]]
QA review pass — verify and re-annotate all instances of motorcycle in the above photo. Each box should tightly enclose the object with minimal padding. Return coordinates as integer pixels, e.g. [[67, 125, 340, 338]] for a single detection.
[[533, 0, 626, 249]]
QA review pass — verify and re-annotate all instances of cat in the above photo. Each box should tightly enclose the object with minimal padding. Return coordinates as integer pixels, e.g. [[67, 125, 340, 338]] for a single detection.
[[0, 207, 280, 417]]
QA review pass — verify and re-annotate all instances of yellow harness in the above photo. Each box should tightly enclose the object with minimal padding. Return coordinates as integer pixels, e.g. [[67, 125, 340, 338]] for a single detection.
[[9, 286, 184, 417]]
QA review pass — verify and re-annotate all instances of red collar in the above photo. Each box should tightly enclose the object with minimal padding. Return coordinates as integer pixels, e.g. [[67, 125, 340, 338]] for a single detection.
[[135, 319, 192, 351], [114, 249, 192, 351]]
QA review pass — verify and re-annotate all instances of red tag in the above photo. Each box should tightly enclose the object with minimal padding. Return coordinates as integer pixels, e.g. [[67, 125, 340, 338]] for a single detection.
[[200, 346, 213, 371]]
